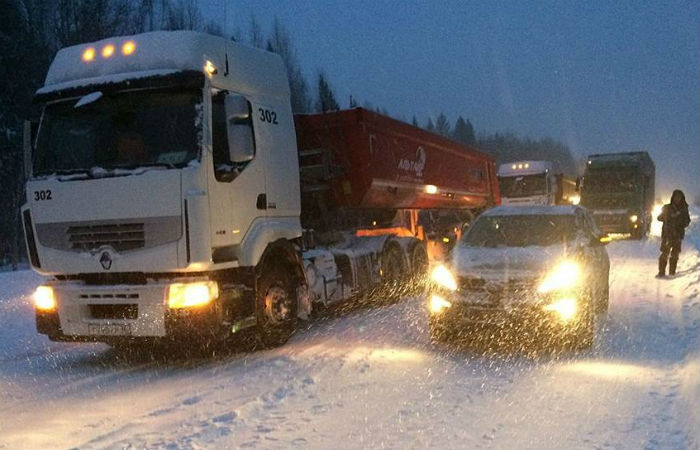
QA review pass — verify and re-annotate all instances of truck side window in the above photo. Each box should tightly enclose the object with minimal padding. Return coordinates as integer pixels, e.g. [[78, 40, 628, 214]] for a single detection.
[[211, 91, 231, 181]]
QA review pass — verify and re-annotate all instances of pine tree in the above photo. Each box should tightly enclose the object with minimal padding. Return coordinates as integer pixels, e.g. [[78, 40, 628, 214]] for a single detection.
[[349, 95, 358, 108], [452, 116, 476, 146], [315, 72, 340, 112], [435, 113, 451, 137], [266, 18, 310, 113], [426, 118, 435, 132], [411, 116, 419, 127]]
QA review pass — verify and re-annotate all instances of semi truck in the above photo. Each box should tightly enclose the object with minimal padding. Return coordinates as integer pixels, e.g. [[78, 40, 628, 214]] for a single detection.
[[23, 31, 499, 348], [497, 160, 578, 206], [579, 151, 655, 239]]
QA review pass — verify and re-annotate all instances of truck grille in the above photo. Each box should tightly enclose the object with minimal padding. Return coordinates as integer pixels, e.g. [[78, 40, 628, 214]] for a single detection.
[[35, 216, 182, 254], [68, 223, 145, 252]]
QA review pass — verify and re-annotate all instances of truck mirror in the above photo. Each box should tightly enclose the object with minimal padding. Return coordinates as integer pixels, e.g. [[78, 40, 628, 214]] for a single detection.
[[224, 95, 249, 121], [228, 125, 255, 163], [224, 95, 255, 163]]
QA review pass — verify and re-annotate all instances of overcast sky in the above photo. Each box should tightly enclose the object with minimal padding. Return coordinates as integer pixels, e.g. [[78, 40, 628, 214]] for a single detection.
[[202, 0, 699, 200]]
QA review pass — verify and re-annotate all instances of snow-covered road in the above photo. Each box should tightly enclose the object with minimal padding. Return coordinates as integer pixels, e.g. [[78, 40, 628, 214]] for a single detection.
[[1, 217, 698, 450]]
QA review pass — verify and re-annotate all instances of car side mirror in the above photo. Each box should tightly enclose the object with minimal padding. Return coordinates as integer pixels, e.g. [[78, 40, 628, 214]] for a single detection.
[[224, 95, 255, 163]]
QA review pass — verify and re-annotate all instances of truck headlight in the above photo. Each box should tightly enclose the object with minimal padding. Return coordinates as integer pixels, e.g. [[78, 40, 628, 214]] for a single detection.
[[629, 214, 638, 223], [543, 297, 578, 322], [430, 265, 457, 291], [429, 294, 452, 314], [167, 281, 219, 308], [537, 260, 580, 293], [34, 285, 56, 311]]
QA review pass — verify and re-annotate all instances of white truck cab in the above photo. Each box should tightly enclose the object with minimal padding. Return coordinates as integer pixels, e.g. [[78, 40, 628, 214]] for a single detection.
[[24, 31, 306, 347], [497, 160, 565, 206]]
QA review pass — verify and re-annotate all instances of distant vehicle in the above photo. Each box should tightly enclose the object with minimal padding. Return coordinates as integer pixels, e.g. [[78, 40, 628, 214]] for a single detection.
[[497, 160, 578, 206], [428, 205, 610, 349], [22, 31, 499, 349], [580, 151, 655, 239]]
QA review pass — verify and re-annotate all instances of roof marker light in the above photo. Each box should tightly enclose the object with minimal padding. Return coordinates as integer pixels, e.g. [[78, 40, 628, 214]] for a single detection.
[[82, 47, 95, 62], [102, 44, 115, 58], [122, 41, 136, 55], [425, 184, 438, 194], [511, 164, 517, 169], [204, 60, 218, 78], [525, 163, 530, 168]]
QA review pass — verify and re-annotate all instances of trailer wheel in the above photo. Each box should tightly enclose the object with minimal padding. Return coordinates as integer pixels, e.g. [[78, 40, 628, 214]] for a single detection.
[[255, 265, 297, 347]]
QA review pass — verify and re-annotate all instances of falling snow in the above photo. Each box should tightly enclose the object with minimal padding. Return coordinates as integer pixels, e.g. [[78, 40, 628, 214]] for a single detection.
[[0, 211, 698, 450]]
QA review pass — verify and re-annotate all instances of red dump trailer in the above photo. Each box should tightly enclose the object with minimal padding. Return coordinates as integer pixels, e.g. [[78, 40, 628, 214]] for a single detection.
[[295, 108, 499, 228], [294, 108, 499, 259]]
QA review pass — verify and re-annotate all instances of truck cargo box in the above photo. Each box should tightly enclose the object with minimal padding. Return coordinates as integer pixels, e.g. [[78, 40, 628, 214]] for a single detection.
[[295, 108, 499, 222]]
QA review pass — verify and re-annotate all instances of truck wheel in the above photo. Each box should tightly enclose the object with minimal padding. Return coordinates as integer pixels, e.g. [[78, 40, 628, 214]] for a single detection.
[[409, 242, 429, 293], [382, 242, 406, 283], [256, 266, 297, 348]]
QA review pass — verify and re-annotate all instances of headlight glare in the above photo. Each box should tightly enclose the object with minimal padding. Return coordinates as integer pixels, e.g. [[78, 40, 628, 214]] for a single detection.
[[629, 214, 638, 223], [430, 265, 457, 291], [537, 260, 580, 293], [167, 281, 218, 308], [544, 297, 578, 322], [429, 294, 452, 314], [34, 285, 56, 311]]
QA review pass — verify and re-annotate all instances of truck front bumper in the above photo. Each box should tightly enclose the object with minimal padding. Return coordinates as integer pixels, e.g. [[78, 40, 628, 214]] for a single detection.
[[36, 280, 230, 342]]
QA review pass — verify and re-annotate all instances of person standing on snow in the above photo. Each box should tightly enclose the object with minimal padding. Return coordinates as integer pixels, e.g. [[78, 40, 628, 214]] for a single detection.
[[657, 189, 691, 277]]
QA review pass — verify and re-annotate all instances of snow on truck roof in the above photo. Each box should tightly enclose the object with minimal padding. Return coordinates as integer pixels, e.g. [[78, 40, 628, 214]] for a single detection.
[[37, 31, 289, 99], [482, 205, 582, 217]]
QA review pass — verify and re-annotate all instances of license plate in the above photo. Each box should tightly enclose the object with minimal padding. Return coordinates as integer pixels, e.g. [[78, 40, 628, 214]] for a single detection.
[[87, 323, 132, 336]]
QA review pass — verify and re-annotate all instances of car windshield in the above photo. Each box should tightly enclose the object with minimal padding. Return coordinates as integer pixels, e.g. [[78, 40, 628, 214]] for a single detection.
[[34, 89, 201, 175], [463, 214, 577, 247], [499, 174, 547, 197]]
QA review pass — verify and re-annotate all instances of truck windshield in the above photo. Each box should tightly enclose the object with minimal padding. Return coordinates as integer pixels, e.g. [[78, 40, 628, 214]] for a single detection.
[[34, 89, 201, 176], [498, 174, 547, 198], [583, 169, 639, 193], [462, 215, 576, 247]]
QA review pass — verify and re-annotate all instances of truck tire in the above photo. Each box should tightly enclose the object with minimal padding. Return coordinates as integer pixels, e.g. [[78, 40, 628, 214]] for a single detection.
[[596, 276, 610, 314], [255, 265, 297, 348], [409, 241, 429, 293]]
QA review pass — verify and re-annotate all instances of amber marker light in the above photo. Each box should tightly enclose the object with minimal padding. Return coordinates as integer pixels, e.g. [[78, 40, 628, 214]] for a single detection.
[[82, 47, 96, 62], [122, 41, 136, 55], [102, 44, 115, 58]]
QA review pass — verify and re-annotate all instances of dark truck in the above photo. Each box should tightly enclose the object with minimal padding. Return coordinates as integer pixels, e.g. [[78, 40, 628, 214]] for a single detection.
[[580, 151, 655, 239]]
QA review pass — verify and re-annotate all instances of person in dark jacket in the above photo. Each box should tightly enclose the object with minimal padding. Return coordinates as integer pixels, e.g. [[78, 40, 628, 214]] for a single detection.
[[657, 189, 691, 277]]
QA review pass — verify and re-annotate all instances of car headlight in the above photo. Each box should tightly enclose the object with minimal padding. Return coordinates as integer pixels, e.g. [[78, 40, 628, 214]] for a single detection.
[[430, 265, 457, 291], [543, 297, 578, 322], [429, 293, 452, 314], [34, 285, 56, 311], [537, 260, 580, 293], [629, 214, 638, 223], [167, 281, 219, 308]]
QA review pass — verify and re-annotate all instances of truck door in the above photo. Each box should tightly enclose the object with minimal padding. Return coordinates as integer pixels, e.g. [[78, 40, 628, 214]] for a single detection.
[[206, 91, 266, 262], [250, 100, 301, 219]]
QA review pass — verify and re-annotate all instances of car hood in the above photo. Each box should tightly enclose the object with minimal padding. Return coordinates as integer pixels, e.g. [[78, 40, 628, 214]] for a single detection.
[[449, 243, 570, 280]]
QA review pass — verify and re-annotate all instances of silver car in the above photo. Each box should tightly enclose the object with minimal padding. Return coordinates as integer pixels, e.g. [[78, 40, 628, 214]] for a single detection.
[[428, 205, 610, 349]]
